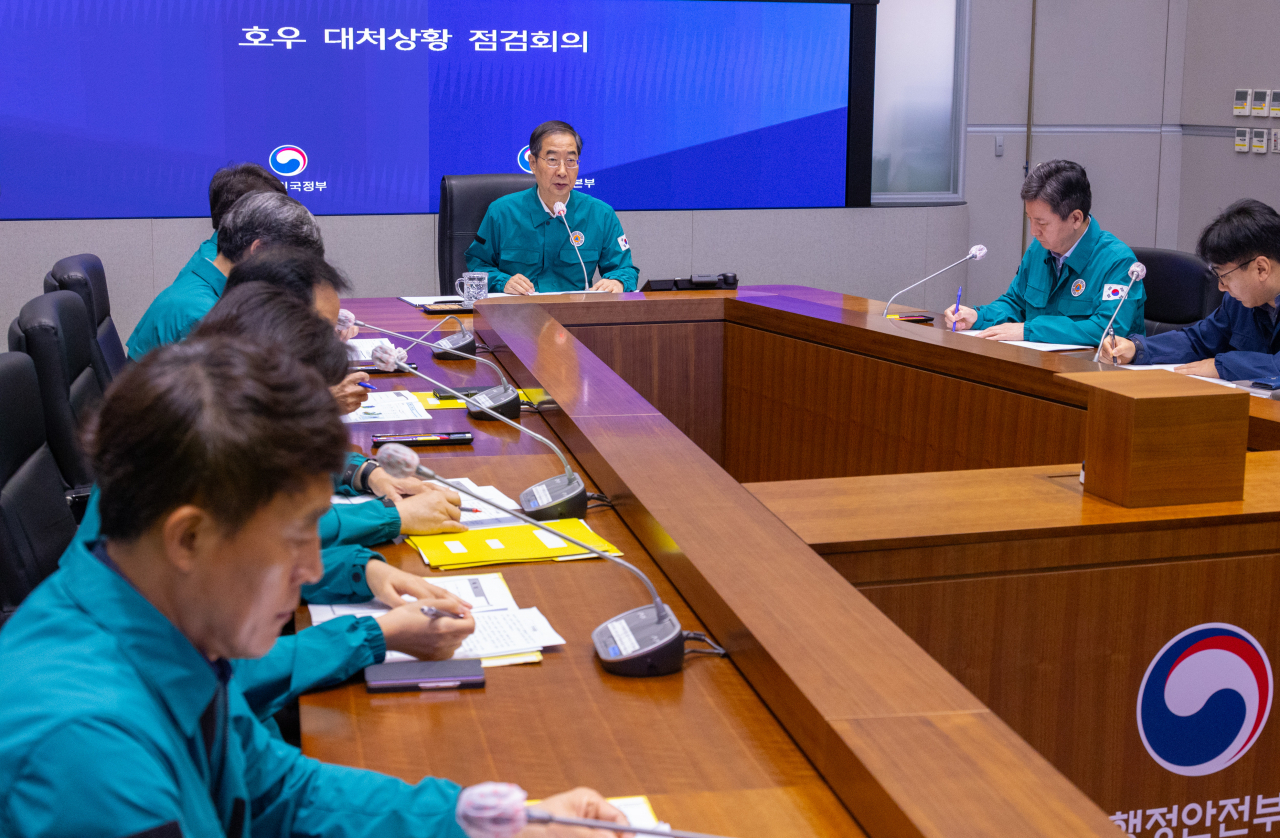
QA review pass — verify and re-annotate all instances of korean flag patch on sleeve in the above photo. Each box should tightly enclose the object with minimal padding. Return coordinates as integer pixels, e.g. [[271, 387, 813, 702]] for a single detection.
[[617, 234, 630, 251], [1102, 283, 1128, 300]]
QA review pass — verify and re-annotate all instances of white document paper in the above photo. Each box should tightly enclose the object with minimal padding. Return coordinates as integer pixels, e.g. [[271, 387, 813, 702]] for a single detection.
[[1122, 364, 1182, 371], [953, 331, 1090, 352], [430, 478, 523, 529], [453, 608, 565, 659], [345, 337, 394, 361], [340, 390, 431, 423], [308, 577, 561, 663]]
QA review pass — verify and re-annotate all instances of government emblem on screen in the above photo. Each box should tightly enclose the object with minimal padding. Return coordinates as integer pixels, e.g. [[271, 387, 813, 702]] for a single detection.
[[269, 145, 308, 178], [517, 145, 533, 174], [1137, 623, 1273, 776]]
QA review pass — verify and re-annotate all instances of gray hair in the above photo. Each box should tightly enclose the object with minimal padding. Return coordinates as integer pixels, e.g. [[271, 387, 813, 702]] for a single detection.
[[216, 191, 324, 263]]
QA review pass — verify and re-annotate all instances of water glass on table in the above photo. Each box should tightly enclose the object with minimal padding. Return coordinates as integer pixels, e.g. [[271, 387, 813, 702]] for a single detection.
[[456, 272, 489, 306]]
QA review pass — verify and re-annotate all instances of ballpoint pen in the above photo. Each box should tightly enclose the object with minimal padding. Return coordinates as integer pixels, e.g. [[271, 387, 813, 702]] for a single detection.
[[357, 381, 378, 390], [952, 286, 963, 332], [421, 606, 465, 619]]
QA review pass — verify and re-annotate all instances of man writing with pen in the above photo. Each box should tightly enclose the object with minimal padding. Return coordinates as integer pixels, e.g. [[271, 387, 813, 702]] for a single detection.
[[1100, 199, 1280, 380]]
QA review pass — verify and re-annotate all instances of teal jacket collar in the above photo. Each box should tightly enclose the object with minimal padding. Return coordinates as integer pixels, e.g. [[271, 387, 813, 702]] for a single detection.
[[61, 540, 220, 739], [193, 255, 229, 298], [521, 187, 581, 229], [1026, 218, 1102, 309]]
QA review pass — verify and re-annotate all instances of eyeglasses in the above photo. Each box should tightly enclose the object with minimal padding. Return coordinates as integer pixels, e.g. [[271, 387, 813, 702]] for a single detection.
[[1213, 257, 1258, 282], [538, 156, 579, 170]]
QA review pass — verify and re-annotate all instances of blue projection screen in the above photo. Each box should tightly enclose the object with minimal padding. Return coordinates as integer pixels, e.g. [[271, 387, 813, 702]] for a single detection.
[[0, 1, 851, 219]]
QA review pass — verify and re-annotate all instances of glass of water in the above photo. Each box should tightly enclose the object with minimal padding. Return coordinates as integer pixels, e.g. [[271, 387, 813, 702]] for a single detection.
[[455, 272, 489, 305]]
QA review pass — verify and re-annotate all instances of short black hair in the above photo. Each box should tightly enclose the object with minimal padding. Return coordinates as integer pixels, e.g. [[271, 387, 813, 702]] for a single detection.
[[1197, 199, 1280, 267], [208, 163, 287, 230], [86, 337, 346, 540], [529, 120, 582, 158], [223, 246, 351, 298], [1020, 160, 1091, 221], [191, 283, 350, 387], [216, 192, 324, 263]]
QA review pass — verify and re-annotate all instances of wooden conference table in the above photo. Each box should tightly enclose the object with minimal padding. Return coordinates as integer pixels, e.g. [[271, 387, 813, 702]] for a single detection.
[[309, 285, 1280, 836]]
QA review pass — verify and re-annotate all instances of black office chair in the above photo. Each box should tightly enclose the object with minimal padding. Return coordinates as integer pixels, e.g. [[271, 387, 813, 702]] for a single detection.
[[1132, 247, 1224, 336], [437, 173, 536, 295], [12, 291, 107, 490], [0, 352, 79, 627], [44, 253, 128, 380]]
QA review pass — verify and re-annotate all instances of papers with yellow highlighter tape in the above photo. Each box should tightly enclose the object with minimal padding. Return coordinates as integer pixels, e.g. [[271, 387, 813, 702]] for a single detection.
[[408, 518, 621, 570], [413, 388, 548, 411]]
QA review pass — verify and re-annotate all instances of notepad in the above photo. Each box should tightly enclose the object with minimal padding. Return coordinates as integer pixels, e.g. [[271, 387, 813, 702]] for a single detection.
[[408, 518, 620, 570], [346, 337, 395, 360]]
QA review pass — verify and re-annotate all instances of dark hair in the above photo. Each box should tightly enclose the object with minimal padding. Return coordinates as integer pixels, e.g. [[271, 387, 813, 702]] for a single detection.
[[208, 163, 287, 230], [85, 337, 347, 540], [191, 283, 350, 386], [216, 192, 324, 263], [529, 120, 582, 158], [1020, 160, 1091, 221], [1197, 199, 1280, 267], [223, 246, 351, 298]]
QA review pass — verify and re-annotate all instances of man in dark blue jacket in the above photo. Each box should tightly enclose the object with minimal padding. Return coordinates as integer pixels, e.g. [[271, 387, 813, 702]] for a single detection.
[[1102, 199, 1280, 380]]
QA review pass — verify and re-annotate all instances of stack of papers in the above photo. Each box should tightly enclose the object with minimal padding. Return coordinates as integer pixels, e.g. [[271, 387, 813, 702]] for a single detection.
[[954, 331, 1091, 352], [526, 796, 663, 831], [340, 390, 432, 423], [308, 572, 566, 667], [408, 518, 621, 570], [399, 291, 608, 306], [431, 478, 524, 529]]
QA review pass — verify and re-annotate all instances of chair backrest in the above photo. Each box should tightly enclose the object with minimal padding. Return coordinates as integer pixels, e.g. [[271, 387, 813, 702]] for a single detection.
[[0, 352, 78, 626], [437, 173, 536, 295], [43, 253, 127, 380], [1131, 247, 1224, 337], [14, 291, 107, 489]]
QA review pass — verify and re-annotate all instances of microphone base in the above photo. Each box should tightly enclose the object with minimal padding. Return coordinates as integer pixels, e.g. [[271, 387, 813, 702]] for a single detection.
[[431, 331, 478, 359], [466, 384, 521, 421], [519, 473, 588, 521], [592, 603, 685, 677]]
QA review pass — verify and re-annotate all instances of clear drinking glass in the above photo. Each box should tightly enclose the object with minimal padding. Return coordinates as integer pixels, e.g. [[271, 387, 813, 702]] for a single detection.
[[455, 272, 489, 305]]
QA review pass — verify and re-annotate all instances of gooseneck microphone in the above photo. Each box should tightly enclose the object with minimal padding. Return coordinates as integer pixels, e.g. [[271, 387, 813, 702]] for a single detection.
[[1092, 261, 1146, 363], [553, 201, 591, 291], [882, 244, 988, 317], [371, 344, 586, 520], [356, 318, 518, 419], [379, 445, 698, 677], [456, 782, 734, 838], [346, 311, 478, 360]]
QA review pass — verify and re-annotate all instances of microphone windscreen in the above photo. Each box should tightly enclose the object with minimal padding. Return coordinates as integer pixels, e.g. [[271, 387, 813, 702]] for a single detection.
[[969, 244, 988, 261], [456, 783, 528, 838], [553, 201, 567, 217], [376, 443, 419, 479], [336, 309, 355, 330], [1129, 261, 1146, 282], [370, 343, 400, 372]]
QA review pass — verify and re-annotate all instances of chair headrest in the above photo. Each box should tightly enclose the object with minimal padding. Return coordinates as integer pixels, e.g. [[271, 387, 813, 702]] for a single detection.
[[46, 253, 110, 327], [17, 290, 95, 388]]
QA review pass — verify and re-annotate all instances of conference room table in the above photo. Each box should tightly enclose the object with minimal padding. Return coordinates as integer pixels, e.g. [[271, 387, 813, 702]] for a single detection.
[[306, 285, 1280, 836]]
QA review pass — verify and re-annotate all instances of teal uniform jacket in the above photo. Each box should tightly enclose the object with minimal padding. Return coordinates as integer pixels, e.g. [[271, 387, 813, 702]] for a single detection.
[[973, 219, 1146, 345], [465, 188, 638, 293], [0, 540, 466, 838], [126, 234, 225, 359], [75, 489, 388, 729]]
